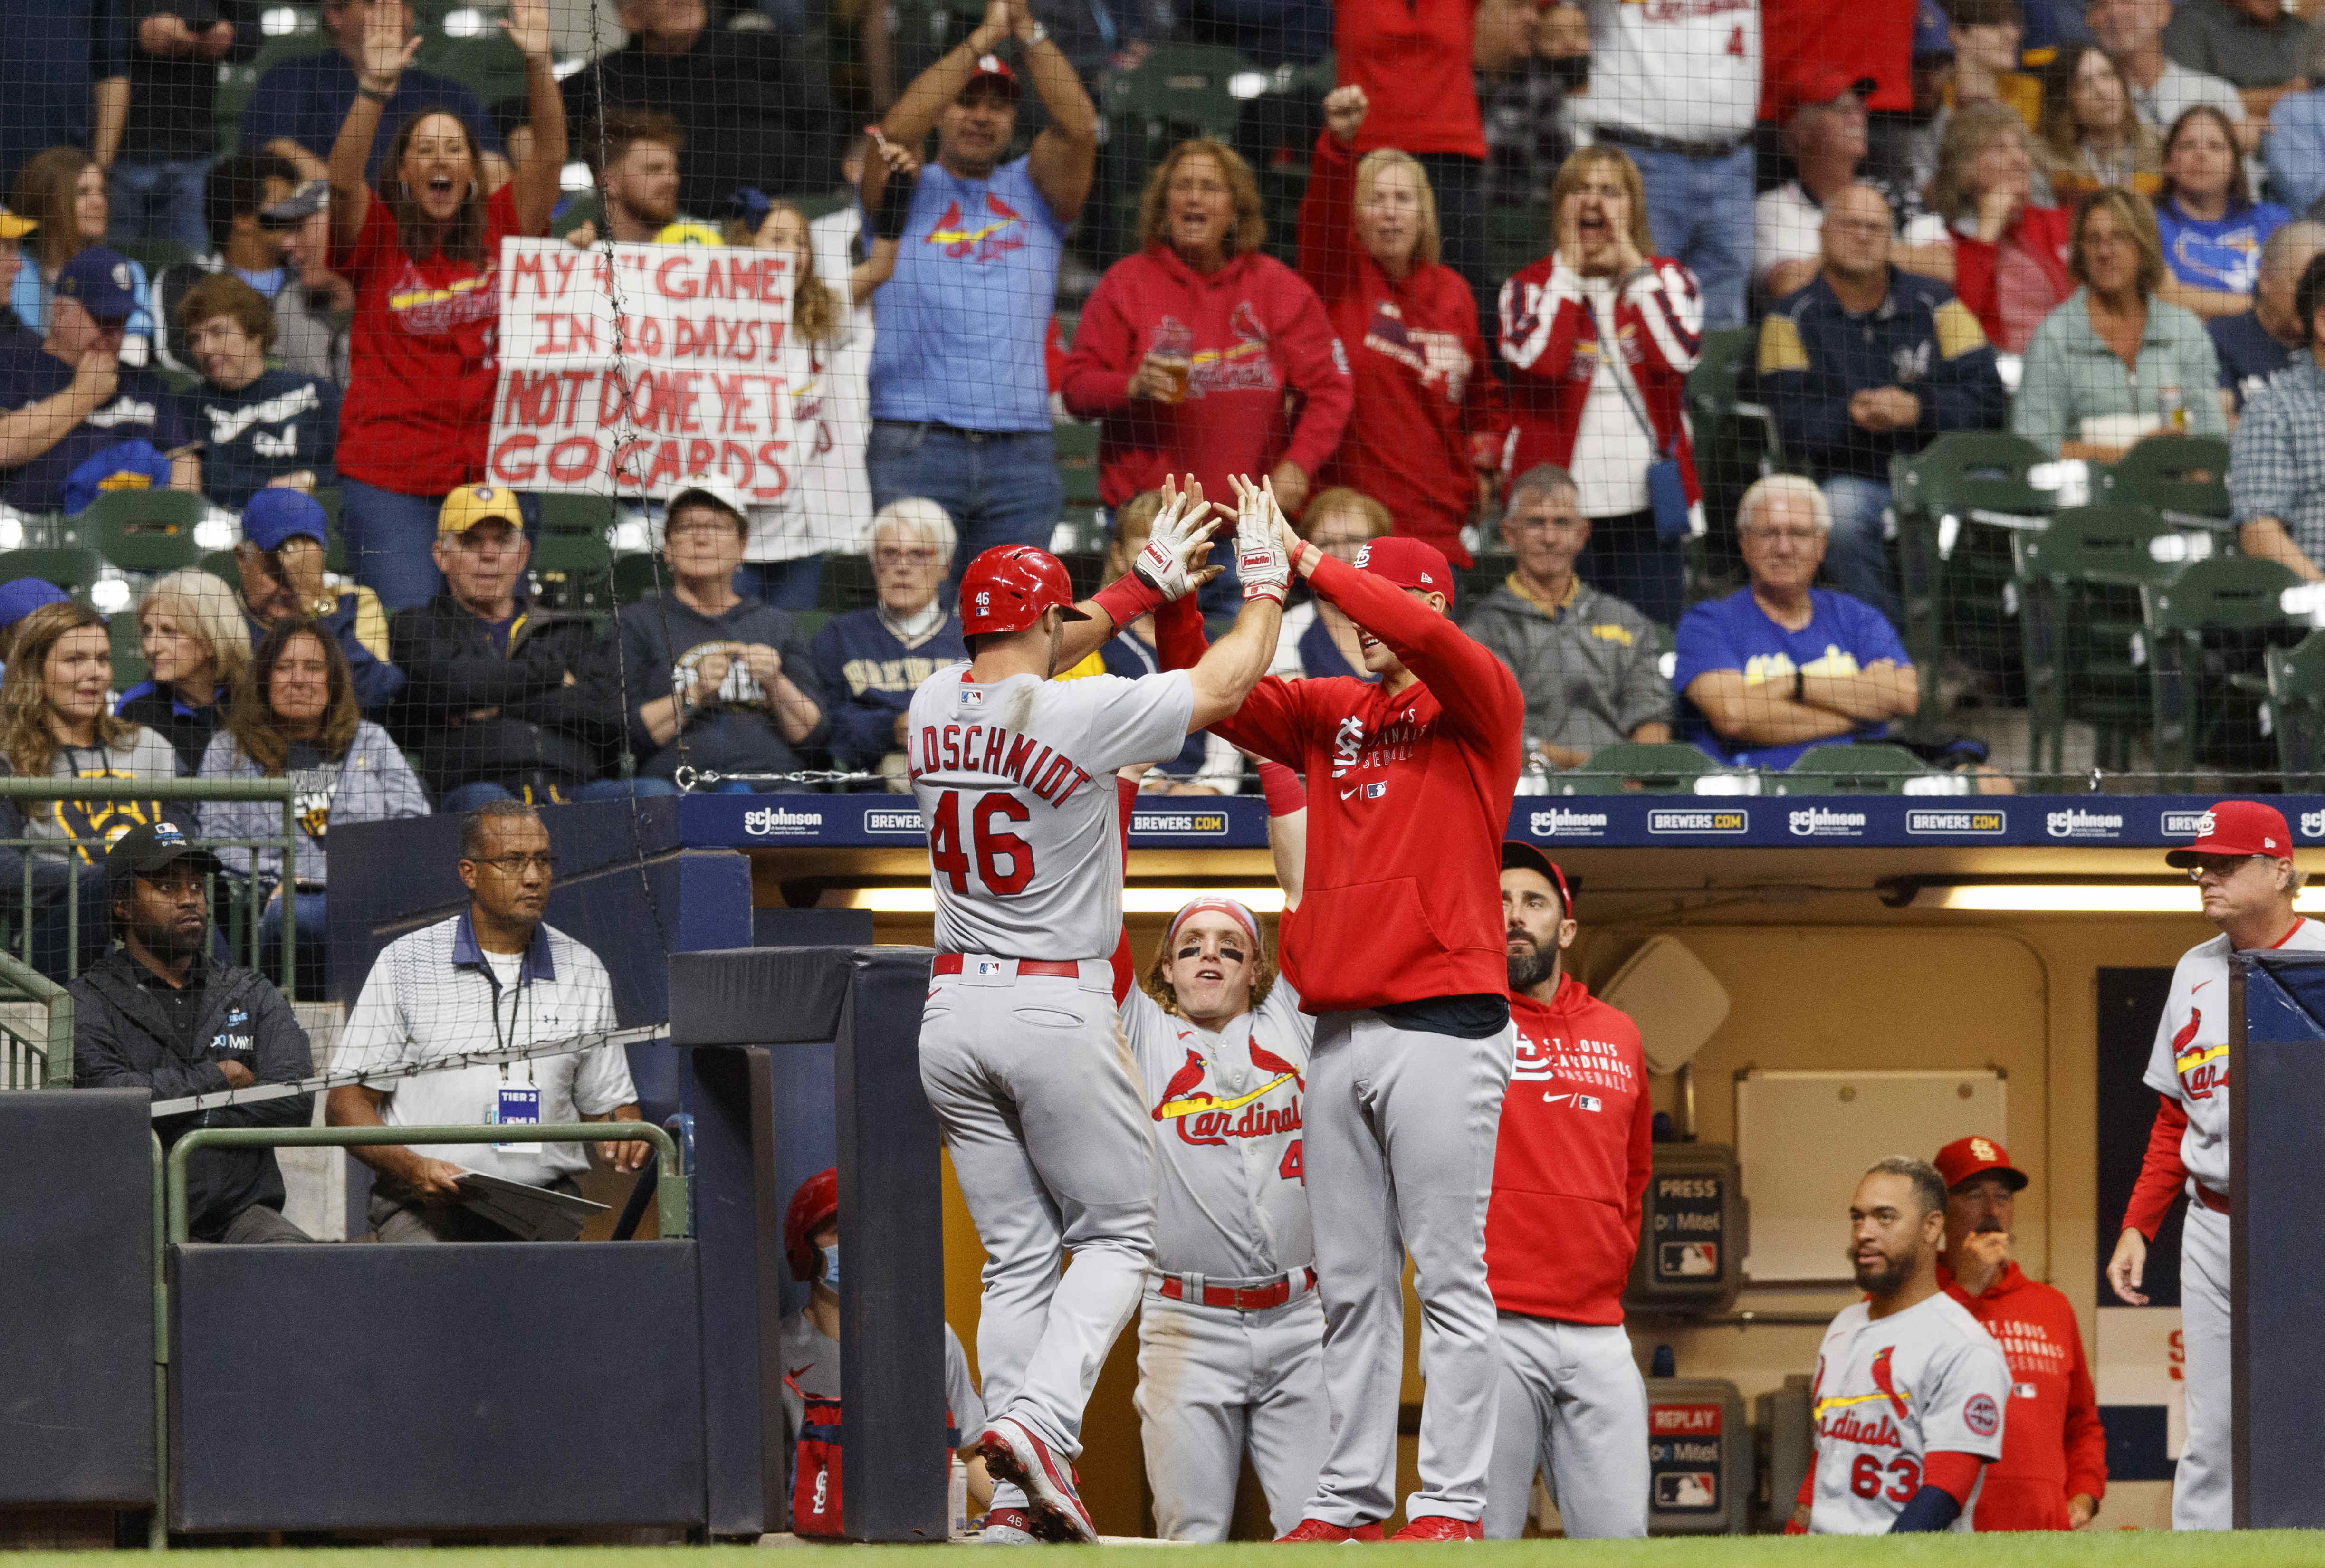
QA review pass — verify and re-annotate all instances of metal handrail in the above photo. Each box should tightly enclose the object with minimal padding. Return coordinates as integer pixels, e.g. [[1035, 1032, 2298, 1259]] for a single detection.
[[0, 947, 72, 1086], [0, 778, 299, 996], [163, 1123, 690, 1244]]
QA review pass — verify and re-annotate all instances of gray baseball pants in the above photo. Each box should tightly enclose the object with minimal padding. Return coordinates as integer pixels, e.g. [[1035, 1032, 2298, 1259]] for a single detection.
[[1135, 1286, 1330, 1540], [1301, 1010, 1512, 1526], [2176, 1200, 2230, 1531], [1483, 1313, 1649, 1539], [919, 959, 1158, 1496]]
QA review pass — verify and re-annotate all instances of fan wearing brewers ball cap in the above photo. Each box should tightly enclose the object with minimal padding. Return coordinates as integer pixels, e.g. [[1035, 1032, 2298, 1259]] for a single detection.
[[2109, 800, 2323, 1530], [1149, 523, 1524, 1540]]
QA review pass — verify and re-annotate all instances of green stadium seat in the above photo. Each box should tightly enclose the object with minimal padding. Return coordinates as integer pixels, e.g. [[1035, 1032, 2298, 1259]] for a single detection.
[[2098, 433, 2232, 527], [2264, 631, 2325, 792], [2141, 554, 2303, 776], [109, 611, 148, 690], [0, 547, 102, 596], [1560, 741, 1721, 794], [613, 552, 665, 606], [2010, 505, 2197, 778], [81, 490, 205, 574], [200, 550, 242, 592], [818, 551, 876, 613], [1775, 742, 1939, 794], [1890, 430, 2057, 725], [1103, 44, 1253, 142]]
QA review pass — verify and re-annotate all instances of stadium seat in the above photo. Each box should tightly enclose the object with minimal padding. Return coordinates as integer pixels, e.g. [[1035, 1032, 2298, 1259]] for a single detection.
[[2264, 631, 2325, 792], [818, 550, 876, 612], [2010, 505, 2199, 777], [1104, 43, 1253, 143], [1890, 430, 2057, 722], [1486, 202, 1552, 280], [1562, 741, 1721, 794], [2140, 554, 2303, 776], [2097, 433, 2232, 527], [109, 238, 191, 280], [108, 611, 148, 690], [82, 490, 205, 574], [1775, 742, 1937, 794], [613, 552, 666, 605], [0, 547, 101, 596], [199, 549, 241, 591]]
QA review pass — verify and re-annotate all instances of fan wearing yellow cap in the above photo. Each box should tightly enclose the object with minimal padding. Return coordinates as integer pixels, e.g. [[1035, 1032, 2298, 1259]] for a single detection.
[[0, 206, 37, 346]]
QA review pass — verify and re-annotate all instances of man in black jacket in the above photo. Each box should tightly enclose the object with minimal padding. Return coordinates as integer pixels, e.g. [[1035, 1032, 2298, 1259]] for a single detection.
[[72, 822, 315, 1243], [389, 483, 630, 809]]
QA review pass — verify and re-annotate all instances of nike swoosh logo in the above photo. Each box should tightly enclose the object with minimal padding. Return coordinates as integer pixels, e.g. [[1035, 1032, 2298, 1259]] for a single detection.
[[2191, 980, 2213, 994], [1542, 1092, 1574, 1104], [790, 1364, 815, 1379], [1341, 787, 1358, 800]]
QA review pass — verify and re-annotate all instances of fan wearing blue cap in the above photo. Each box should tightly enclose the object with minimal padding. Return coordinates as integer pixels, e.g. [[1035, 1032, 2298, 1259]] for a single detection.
[[0, 576, 69, 672], [231, 488, 405, 713], [0, 245, 193, 513]]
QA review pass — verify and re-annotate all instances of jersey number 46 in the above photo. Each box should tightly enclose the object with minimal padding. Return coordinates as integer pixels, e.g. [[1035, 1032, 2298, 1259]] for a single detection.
[[929, 789, 1036, 895]]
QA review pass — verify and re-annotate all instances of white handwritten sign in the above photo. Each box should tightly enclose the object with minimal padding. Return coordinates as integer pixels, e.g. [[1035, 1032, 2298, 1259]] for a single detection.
[[485, 238, 797, 501]]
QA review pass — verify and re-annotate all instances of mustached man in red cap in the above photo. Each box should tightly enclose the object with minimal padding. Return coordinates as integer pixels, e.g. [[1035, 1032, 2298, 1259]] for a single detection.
[[1933, 1136, 2106, 1532], [2109, 799, 2320, 1530], [1154, 482, 1524, 1540], [1480, 844, 1653, 1538]]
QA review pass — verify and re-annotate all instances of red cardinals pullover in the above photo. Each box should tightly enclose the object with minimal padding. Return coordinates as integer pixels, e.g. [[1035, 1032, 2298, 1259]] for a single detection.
[[1486, 974, 1653, 1324], [1060, 244, 1353, 510], [1155, 556, 1522, 1012], [1496, 251, 1703, 516], [1335, 0, 1486, 160], [1939, 1262, 2108, 1530], [1297, 128, 1503, 565]]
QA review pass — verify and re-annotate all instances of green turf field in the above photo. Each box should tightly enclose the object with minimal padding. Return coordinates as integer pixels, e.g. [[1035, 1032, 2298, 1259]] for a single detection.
[[11, 1538, 2325, 1568]]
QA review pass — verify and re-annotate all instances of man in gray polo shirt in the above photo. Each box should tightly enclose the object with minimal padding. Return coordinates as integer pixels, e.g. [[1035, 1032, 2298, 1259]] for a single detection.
[[1465, 463, 1673, 779], [327, 798, 646, 1243]]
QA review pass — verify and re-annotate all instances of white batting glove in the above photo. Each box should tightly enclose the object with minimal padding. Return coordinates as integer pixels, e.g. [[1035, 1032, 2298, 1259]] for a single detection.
[[1130, 481, 1221, 602], [1233, 474, 1292, 605]]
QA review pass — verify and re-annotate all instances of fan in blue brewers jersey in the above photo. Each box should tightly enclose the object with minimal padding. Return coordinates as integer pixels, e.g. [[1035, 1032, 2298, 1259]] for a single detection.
[[2210, 220, 2325, 418], [174, 273, 338, 510], [1790, 1156, 2012, 1535], [808, 498, 967, 788], [1058, 490, 1242, 793], [1097, 758, 1320, 1541]]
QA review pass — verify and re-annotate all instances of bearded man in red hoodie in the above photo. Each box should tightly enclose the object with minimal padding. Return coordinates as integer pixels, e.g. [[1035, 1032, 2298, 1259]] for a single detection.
[[1934, 1135, 2107, 1531], [1480, 843, 1652, 1539]]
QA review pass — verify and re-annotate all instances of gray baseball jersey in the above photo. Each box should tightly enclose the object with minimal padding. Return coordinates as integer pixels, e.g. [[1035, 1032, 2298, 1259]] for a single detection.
[[907, 663, 1196, 960], [2143, 919, 2325, 1193], [1808, 1292, 2011, 1535], [1121, 975, 1315, 1281]]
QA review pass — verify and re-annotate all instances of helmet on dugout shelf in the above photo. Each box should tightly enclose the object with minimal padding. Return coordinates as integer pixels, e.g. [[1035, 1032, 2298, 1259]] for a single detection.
[[785, 1166, 838, 1282], [958, 545, 1089, 638]]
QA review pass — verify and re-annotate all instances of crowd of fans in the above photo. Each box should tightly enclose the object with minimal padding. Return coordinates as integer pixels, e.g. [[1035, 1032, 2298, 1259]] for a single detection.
[[3, 0, 2325, 979]]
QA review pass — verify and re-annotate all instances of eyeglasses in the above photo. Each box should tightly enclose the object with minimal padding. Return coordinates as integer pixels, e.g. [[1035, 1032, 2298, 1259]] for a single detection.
[[469, 852, 558, 875], [1744, 525, 1822, 545], [2185, 854, 2271, 883], [873, 546, 941, 567]]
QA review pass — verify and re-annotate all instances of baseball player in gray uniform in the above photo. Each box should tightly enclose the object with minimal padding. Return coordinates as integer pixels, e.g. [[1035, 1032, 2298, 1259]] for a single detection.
[[2108, 800, 2323, 1530], [912, 481, 1288, 1543], [1797, 1157, 2012, 1535], [1119, 759, 1325, 1541]]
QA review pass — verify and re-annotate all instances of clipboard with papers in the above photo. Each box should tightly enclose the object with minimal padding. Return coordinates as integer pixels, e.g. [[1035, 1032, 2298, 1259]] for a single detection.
[[455, 1170, 610, 1242]]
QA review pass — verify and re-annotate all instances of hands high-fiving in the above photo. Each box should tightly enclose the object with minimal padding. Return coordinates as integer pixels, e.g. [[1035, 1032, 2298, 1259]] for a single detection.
[[1229, 474, 1292, 605], [1130, 475, 1225, 602]]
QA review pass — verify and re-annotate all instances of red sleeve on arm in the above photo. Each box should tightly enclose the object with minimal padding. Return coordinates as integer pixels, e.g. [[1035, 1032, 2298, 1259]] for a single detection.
[[1258, 758, 1306, 815], [2123, 1094, 2191, 1240], [1276, 282, 1356, 479], [2063, 1309, 2109, 1502], [1296, 130, 1361, 305], [1784, 1463, 1814, 1532], [1305, 551, 1522, 743], [1150, 590, 1309, 762], [1059, 276, 1139, 417], [1921, 1451, 1984, 1506]]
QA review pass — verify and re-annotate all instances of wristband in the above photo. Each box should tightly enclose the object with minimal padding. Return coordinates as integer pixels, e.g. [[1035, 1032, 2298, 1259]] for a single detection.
[[358, 80, 396, 103], [870, 163, 910, 242], [1257, 760, 1306, 817], [1092, 574, 1162, 628], [1792, 667, 1805, 704]]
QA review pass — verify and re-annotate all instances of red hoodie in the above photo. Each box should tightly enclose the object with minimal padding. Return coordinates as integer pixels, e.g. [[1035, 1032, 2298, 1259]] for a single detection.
[[1485, 974, 1652, 1324], [1155, 559, 1522, 1011], [1939, 1262, 2109, 1531], [1060, 244, 1353, 510], [1336, 0, 1485, 160], [1496, 251, 1703, 519], [1297, 128, 1503, 565], [1948, 205, 2073, 356]]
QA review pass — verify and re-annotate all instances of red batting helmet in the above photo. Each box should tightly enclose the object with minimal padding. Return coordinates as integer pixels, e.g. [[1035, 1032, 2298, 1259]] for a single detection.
[[785, 1167, 838, 1282], [958, 545, 1089, 638]]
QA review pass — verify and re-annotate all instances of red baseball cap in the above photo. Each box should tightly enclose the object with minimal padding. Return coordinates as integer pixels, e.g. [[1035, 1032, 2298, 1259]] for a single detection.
[[963, 54, 1023, 101], [1778, 66, 1877, 125], [1354, 535, 1455, 604], [1934, 1135, 2027, 1192], [2164, 800, 2295, 867], [1501, 841, 1574, 918]]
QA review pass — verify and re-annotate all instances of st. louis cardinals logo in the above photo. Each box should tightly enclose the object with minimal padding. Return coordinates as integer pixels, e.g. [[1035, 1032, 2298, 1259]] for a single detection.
[[1814, 1345, 1914, 1443], [2172, 1008, 2225, 1100], [1151, 1042, 1303, 1147]]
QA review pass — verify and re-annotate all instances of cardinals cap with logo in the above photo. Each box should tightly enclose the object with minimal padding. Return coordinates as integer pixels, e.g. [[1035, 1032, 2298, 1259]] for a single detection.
[[1933, 1134, 2027, 1193], [1353, 536, 1455, 605], [963, 54, 1023, 101], [1500, 841, 1575, 918], [2164, 799, 2294, 867]]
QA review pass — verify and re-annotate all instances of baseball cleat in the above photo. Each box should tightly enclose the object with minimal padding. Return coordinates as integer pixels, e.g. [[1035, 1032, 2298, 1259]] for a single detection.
[[976, 1507, 1040, 1545], [1387, 1516, 1482, 1541], [978, 1418, 1098, 1544], [1275, 1518, 1386, 1542]]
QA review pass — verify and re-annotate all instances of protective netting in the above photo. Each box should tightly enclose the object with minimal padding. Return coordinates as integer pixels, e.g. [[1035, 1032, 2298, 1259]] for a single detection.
[[0, 0, 2318, 994]]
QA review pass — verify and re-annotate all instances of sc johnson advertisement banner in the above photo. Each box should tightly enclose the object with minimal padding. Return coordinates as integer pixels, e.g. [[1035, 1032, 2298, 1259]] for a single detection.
[[486, 239, 798, 501]]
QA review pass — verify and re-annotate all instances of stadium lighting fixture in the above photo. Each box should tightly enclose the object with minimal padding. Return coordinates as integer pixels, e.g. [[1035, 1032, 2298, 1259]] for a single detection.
[[1927, 884, 2325, 914], [832, 886, 1287, 914]]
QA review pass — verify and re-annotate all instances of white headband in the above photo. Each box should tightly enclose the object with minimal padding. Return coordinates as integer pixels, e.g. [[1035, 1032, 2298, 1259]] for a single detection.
[[1167, 897, 1261, 951]]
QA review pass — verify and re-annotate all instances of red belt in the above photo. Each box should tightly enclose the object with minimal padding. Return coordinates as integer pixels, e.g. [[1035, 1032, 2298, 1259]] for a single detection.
[[1159, 1268, 1316, 1312], [932, 954, 1083, 979], [2197, 1183, 2231, 1214]]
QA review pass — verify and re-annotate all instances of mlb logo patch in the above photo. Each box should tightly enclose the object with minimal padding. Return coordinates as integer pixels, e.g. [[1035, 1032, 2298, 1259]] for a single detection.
[[2013, 1382, 2037, 1400], [1577, 1094, 1602, 1112], [975, 959, 1005, 976], [1364, 781, 1386, 799]]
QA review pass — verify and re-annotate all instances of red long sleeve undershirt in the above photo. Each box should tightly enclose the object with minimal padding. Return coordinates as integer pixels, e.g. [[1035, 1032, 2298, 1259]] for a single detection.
[[2123, 1094, 2192, 1240]]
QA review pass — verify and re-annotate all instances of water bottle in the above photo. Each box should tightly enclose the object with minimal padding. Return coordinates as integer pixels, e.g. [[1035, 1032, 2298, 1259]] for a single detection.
[[2161, 382, 2187, 432], [950, 1453, 968, 1538]]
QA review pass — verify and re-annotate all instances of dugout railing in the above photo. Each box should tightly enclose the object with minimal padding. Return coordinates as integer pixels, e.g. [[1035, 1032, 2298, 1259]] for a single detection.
[[0, 947, 73, 1088]]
